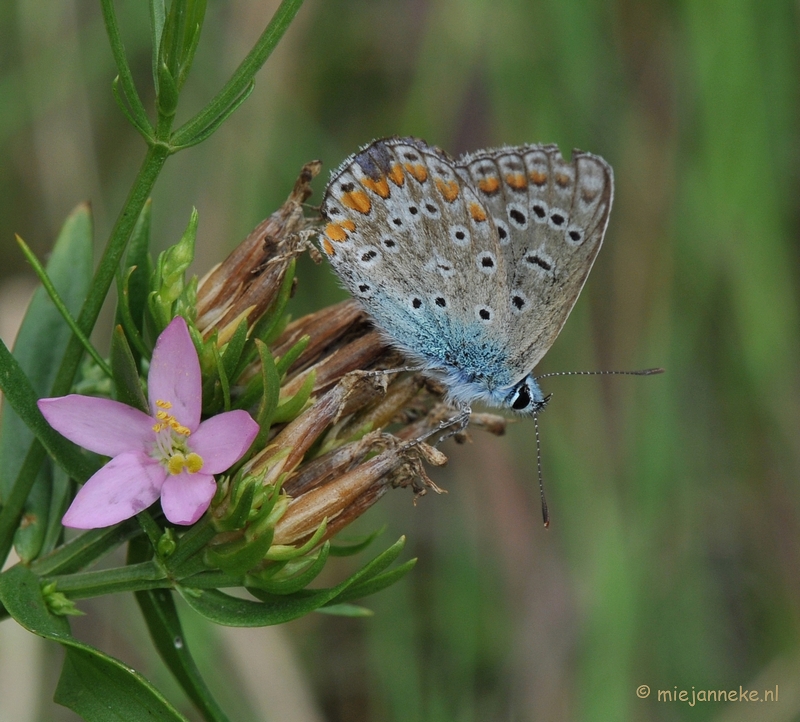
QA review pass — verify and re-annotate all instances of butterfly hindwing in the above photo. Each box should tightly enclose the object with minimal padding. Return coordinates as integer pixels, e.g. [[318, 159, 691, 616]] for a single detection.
[[458, 145, 613, 374]]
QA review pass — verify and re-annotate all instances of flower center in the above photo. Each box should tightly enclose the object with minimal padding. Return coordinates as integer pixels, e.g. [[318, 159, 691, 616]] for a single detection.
[[152, 400, 204, 475]]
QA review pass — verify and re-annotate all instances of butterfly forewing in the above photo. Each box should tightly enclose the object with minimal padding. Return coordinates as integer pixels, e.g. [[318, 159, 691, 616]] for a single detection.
[[458, 145, 613, 375], [320, 138, 515, 382]]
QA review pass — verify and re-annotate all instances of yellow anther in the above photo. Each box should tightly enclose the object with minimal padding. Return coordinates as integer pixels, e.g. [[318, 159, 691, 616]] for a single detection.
[[156, 410, 169, 420], [167, 453, 186, 475], [185, 453, 204, 473], [156, 400, 172, 409]]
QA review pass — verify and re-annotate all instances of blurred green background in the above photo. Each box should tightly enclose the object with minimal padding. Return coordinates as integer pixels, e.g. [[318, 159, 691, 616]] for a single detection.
[[2, 0, 800, 720]]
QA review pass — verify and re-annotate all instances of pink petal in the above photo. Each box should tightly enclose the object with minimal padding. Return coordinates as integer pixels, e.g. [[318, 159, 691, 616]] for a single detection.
[[190, 411, 259, 474], [38, 396, 155, 457], [62, 451, 166, 529], [160, 473, 217, 525], [148, 317, 201, 432]]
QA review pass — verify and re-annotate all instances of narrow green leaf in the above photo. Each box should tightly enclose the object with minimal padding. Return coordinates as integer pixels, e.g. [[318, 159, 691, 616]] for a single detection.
[[327, 559, 417, 605], [170, 81, 254, 149], [135, 588, 230, 722], [150, 0, 167, 91], [177, 584, 341, 627], [0, 204, 93, 501], [315, 603, 373, 617], [271, 369, 315, 424], [329, 526, 385, 557], [117, 199, 153, 360], [40, 465, 72, 557], [257, 341, 281, 422], [157, 62, 179, 119], [110, 325, 149, 412], [111, 77, 155, 142], [221, 319, 249, 383], [12, 460, 52, 563], [275, 335, 309, 378]]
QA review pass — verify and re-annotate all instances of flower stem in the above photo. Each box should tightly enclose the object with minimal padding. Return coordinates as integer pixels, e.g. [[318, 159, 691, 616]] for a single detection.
[[45, 560, 168, 599]]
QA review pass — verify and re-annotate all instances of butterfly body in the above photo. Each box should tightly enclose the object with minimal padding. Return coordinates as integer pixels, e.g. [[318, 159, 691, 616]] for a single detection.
[[319, 137, 613, 414]]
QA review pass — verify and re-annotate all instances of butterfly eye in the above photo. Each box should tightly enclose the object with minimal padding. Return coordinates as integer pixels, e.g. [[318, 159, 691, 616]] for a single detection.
[[510, 382, 532, 410]]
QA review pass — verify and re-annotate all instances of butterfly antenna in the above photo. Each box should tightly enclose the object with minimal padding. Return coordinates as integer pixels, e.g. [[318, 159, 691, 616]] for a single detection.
[[533, 411, 550, 528], [535, 368, 664, 381]]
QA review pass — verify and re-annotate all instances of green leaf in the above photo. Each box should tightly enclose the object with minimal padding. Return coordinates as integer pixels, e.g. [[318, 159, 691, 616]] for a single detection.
[[116, 199, 153, 361], [159, 0, 207, 94], [177, 584, 342, 627], [55, 645, 188, 721], [157, 62, 179, 118], [150, 0, 167, 91], [327, 559, 417, 605], [135, 587, 230, 722], [110, 325, 149, 412], [329, 526, 385, 557], [12, 460, 53, 564], [271, 369, 315, 424], [221, 318, 249, 383], [0, 564, 187, 721], [40, 465, 72, 557], [275, 335, 309, 378], [239, 341, 281, 453], [0, 204, 93, 501], [315, 603, 373, 617]]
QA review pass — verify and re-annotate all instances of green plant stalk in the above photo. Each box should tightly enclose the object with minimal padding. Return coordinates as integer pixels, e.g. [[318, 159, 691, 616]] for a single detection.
[[45, 560, 168, 599]]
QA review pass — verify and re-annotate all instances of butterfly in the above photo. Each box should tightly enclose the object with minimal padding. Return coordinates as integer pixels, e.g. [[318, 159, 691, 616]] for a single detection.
[[318, 137, 614, 418]]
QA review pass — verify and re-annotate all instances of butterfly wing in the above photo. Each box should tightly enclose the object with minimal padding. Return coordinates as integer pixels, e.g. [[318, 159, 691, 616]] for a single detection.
[[320, 137, 518, 391], [457, 145, 613, 375]]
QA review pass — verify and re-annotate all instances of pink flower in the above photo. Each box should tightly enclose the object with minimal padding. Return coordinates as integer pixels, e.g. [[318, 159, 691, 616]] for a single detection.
[[38, 317, 259, 529]]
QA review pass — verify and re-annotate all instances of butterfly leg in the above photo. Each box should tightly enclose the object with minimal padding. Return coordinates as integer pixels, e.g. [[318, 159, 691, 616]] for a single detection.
[[405, 402, 471, 448]]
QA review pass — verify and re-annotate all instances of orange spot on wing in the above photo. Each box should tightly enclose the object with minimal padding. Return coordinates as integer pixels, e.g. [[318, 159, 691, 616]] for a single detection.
[[388, 164, 405, 186], [404, 163, 428, 183], [322, 238, 335, 255], [341, 190, 372, 214], [435, 178, 460, 202], [339, 219, 356, 232], [361, 176, 390, 198], [469, 202, 488, 222], [325, 223, 348, 242], [477, 177, 500, 194], [530, 170, 547, 186], [555, 173, 571, 188], [505, 173, 527, 190]]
